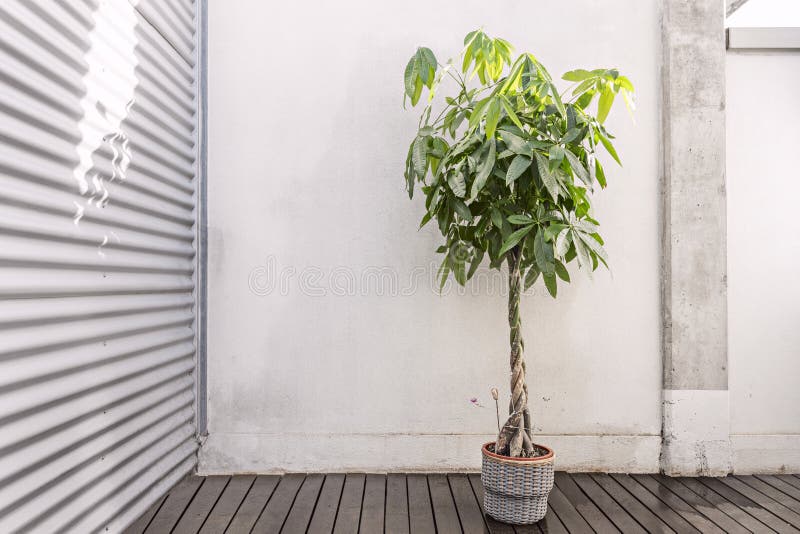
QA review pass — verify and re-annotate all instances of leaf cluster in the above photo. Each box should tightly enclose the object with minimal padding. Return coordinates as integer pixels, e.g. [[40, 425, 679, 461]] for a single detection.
[[403, 29, 634, 297]]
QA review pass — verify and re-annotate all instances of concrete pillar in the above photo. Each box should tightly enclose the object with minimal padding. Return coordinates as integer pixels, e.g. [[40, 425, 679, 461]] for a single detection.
[[661, 0, 731, 476]]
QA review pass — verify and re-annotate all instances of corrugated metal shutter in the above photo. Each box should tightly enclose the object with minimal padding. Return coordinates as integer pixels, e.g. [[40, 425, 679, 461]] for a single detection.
[[0, 1, 199, 532]]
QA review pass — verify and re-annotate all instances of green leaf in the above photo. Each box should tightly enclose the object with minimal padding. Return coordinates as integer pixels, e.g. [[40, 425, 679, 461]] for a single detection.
[[469, 97, 492, 130], [554, 260, 570, 282], [597, 85, 615, 123], [576, 219, 599, 233], [412, 75, 423, 106], [544, 223, 568, 241], [419, 211, 433, 229], [420, 48, 437, 73], [524, 265, 541, 290], [533, 229, 555, 273], [468, 249, 485, 279], [549, 145, 565, 172], [405, 143, 415, 198], [462, 41, 474, 73], [543, 272, 557, 297], [506, 155, 531, 185], [416, 50, 430, 85], [454, 256, 466, 285], [404, 56, 417, 98], [437, 257, 450, 291], [452, 198, 473, 221], [597, 129, 621, 165], [499, 224, 534, 256], [507, 214, 534, 225], [578, 231, 609, 265], [463, 29, 479, 47], [447, 172, 466, 197], [549, 82, 566, 117], [498, 130, 529, 155], [562, 69, 594, 81], [616, 75, 634, 92], [534, 152, 560, 200], [484, 98, 501, 140], [595, 158, 607, 187], [500, 56, 525, 92], [412, 136, 427, 177], [499, 96, 524, 130], [572, 78, 596, 97], [573, 231, 591, 270], [621, 88, 636, 118], [555, 228, 571, 257], [469, 138, 496, 200], [490, 208, 504, 229], [562, 128, 581, 144], [565, 151, 590, 186], [436, 202, 450, 234]]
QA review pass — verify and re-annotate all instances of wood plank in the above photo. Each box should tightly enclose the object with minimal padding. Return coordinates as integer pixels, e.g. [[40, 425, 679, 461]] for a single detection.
[[333, 473, 366, 534], [546, 485, 592, 534], [571, 473, 645, 533], [198, 475, 256, 534], [717, 476, 800, 528], [535, 507, 569, 534], [631, 475, 725, 534], [407, 474, 436, 534], [590, 474, 673, 534], [359, 474, 386, 534], [609, 474, 698, 533], [144, 476, 203, 533], [649, 475, 749, 534], [512, 510, 567, 534], [780, 475, 800, 491], [697, 477, 797, 534], [225, 475, 280, 534], [173, 476, 230, 534], [123, 494, 166, 534], [512, 523, 541, 534], [428, 474, 461, 534], [739, 475, 800, 514], [448, 474, 488, 534], [282, 474, 325, 534], [757, 475, 800, 504], [385, 474, 409, 534], [468, 474, 514, 534], [676, 477, 771, 534], [250, 474, 305, 534], [554, 472, 618, 533], [308, 474, 346, 534]]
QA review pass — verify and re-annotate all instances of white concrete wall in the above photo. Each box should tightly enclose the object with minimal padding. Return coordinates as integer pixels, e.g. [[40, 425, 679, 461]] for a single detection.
[[727, 50, 800, 473], [201, 0, 663, 473]]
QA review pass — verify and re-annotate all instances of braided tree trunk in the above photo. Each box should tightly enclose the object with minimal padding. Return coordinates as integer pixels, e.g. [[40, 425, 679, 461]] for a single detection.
[[494, 248, 535, 457]]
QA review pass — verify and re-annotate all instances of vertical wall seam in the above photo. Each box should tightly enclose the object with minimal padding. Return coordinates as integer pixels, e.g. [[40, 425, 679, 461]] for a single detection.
[[196, 0, 209, 437]]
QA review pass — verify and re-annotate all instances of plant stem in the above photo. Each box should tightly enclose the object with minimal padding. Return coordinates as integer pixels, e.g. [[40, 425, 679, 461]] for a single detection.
[[495, 247, 533, 457]]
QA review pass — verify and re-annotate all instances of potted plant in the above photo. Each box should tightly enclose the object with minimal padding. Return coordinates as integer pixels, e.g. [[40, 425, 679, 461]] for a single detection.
[[402, 29, 634, 524]]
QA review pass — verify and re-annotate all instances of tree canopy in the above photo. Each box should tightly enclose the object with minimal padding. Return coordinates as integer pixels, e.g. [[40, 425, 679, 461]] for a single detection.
[[404, 29, 634, 297]]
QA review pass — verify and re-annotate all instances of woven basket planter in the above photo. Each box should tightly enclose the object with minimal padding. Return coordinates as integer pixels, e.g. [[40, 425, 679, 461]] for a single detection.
[[480, 442, 555, 524]]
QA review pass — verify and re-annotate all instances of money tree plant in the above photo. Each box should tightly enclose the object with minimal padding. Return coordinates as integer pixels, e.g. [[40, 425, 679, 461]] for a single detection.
[[403, 29, 634, 458]]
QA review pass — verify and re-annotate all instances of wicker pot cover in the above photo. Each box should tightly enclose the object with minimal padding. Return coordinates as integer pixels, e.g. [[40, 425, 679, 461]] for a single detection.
[[481, 442, 555, 524]]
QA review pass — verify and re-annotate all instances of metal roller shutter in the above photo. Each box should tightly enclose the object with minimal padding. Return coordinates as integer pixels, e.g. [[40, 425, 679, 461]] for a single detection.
[[0, 0, 199, 532]]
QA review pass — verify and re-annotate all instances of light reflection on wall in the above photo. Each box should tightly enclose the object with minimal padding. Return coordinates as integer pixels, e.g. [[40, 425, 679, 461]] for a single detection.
[[71, 0, 140, 259]]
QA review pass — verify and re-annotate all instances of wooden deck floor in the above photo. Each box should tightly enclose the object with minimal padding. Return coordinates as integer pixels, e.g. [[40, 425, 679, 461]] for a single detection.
[[124, 472, 800, 533]]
